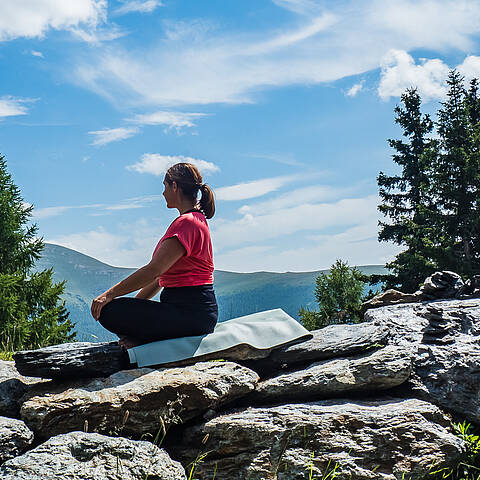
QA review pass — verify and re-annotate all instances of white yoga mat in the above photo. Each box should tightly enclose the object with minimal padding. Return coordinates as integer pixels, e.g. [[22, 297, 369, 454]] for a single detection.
[[127, 308, 312, 368]]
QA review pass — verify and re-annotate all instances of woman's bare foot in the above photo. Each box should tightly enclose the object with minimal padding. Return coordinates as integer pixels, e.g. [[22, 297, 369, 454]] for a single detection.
[[118, 336, 142, 350]]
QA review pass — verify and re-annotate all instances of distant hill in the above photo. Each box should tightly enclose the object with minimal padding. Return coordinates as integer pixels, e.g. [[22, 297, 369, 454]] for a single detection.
[[34, 243, 387, 342]]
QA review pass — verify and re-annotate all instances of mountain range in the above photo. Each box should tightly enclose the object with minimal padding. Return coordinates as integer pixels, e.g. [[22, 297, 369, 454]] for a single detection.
[[34, 243, 387, 342]]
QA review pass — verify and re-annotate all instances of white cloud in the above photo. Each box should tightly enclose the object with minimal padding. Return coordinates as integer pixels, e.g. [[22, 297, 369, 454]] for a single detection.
[[457, 55, 480, 84], [271, 0, 320, 15], [114, 0, 162, 15], [215, 175, 299, 202], [378, 50, 450, 100], [88, 126, 139, 145], [0, 96, 30, 118], [72, 0, 480, 107], [31, 50, 44, 58], [346, 80, 364, 97], [126, 153, 220, 176], [0, 0, 107, 42], [128, 111, 208, 131]]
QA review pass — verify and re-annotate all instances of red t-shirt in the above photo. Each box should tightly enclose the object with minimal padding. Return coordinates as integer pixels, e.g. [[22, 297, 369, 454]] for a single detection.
[[153, 211, 214, 288]]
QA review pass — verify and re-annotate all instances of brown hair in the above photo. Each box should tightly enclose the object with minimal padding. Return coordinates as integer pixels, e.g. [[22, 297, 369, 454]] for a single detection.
[[164, 162, 216, 219]]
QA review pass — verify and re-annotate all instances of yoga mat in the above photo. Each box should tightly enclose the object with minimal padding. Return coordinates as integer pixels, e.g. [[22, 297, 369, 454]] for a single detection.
[[127, 308, 312, 368]]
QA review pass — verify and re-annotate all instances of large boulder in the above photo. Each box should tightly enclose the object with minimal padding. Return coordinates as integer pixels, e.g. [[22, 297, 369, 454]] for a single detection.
[[252, 345, 412, 404], [0, 416, 34, 465], [245, 322, 389, 376], [0, 360, 49, 418], [367, 298, 480, 422], [0, 431, 186, 479], [169, 398, 464, 480], [20, 361, 259, 440]]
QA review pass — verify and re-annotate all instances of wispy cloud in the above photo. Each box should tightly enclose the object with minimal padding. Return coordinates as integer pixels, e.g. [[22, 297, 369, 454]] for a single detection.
[[31, 50, 44, 58], [346, 80, 364, 97], [73, 0, 480, 107], [271, 0, 320, 15], [0, 0, 107, 42], [88, 126, 139, 145], [128, 111, 208, 132], [126, 153, 220, 176], [0, 96, 32, 118], [215, 175, 300, 201], [114, 0, 162, 15]]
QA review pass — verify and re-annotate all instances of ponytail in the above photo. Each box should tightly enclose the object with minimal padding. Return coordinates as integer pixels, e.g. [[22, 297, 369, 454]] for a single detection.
[[199, 183, 215, 219]]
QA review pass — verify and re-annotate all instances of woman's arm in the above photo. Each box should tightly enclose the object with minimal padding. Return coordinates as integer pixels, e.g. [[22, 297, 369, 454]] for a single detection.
[[91, 237, 186, 320], [135, 279, 161, 299]]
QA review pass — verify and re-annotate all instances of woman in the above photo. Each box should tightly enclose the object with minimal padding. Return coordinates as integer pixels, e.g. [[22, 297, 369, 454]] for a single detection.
[[91, 162, 217, 350]]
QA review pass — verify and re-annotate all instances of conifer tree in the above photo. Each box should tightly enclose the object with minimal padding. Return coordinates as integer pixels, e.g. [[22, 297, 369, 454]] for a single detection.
[[376, 88, 438, 292], [433, 71, 480, 277], [0, 154, 76, 352]]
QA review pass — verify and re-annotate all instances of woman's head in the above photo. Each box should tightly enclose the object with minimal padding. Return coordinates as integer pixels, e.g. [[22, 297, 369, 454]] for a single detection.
[[164, 163, 215, 219]]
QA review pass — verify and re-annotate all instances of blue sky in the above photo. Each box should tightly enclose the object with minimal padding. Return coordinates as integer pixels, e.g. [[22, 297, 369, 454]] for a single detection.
[[1, 0, 480, 272]]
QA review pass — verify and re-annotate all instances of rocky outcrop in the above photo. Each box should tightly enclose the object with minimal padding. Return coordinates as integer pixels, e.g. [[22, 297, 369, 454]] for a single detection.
[[170, 398, 464, 480], [20, 361, 259, 440], [2, 271, 480, 478], [0, 416, 34, 465], [252, 345, 412, 404], [0, 431, 186, 479]]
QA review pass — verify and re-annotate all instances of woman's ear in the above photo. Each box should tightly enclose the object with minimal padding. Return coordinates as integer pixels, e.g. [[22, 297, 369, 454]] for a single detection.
[[171, 180, 178, 192]]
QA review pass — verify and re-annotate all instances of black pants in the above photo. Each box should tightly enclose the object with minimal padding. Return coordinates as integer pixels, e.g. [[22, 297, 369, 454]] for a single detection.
[[99, 285, 218, 343]]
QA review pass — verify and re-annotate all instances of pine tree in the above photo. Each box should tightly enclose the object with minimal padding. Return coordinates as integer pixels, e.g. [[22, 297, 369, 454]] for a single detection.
[[433, 71, 480, 277], [376, 88, 438, 292], [299, 259, 366, 331], [0, 154, 76, 353]]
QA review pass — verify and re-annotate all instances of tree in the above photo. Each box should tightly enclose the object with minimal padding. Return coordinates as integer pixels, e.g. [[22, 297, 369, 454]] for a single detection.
[[299, 259, 366, 331], [0, 154, 76, 352], [376, 88, 438, 292]]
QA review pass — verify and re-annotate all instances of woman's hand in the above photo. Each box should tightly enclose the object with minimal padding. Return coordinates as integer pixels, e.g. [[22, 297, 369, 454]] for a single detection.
[[91, 291, 114, 321]]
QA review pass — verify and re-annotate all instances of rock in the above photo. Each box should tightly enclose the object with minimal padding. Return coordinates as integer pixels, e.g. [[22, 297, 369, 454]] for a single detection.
[[0, 416, 34, 465], [420, 271, 464, 299], [170, 398, 464, 480], [361, 288, 422, 312], [245, 322, 389, 376], [0, 431, 186, 479], [20, 361, 259, 440], [13, 341, 130, 379], [367, 298, 480, 422], [0, 360, 49, 418], [252, 345, 412, 404]]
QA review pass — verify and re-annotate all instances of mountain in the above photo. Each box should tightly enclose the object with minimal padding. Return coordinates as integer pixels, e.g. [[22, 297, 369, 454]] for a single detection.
[[34, 243, 387, 342]]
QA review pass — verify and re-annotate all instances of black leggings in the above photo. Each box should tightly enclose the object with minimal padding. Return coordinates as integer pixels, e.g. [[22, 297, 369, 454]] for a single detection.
[[99, 285, 218, 343]]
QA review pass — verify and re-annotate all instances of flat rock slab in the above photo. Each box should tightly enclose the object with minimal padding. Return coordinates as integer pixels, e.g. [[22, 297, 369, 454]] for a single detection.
[[245, 322, 389, 376], [20, 361, 259, 440], [0, 361, 49, 418], [0, 431, 186, 479], [252, 345, 412, 404], [0, 416, 34, 465], [13, 342, 129, 379], [171, 398, 464, 480]]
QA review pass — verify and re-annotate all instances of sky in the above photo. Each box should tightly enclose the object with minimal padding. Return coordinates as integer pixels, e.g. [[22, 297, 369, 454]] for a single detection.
[[1, 0, 480, 272]]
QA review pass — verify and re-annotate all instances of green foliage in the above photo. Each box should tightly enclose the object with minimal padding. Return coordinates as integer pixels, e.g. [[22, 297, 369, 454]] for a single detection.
[[376, 71, 480, 292], [0, 154, 76, 352], [299, 259, 366, 331]]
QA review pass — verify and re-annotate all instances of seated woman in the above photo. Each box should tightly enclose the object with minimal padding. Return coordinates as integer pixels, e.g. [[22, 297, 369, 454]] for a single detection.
[[91, 162, 217, 350]]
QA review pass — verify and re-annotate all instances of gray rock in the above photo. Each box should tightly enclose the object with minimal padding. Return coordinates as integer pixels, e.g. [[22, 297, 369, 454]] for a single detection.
[[246, 322, 389, 376], [361, 288, 423, 312], [252, 345, 412, 404], [171, 398, 464, 480], [420, 271, 464, 299], [13, 341, 129, 379], [0, 431, 186, 479], [367, 298, 480, 422], [0, 360, 49, 418], [20, 361, 259, 440], [0, 416, 34, 465]]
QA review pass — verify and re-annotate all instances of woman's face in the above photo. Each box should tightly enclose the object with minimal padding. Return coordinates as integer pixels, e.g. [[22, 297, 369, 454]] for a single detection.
[[162, 178, 176, 208]]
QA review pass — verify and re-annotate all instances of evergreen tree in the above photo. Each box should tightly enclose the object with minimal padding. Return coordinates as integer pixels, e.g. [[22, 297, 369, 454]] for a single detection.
[[0, 154, 75, 352], [299, 259, 366, 331], [376, 88, 438, 292], [433, 71, 480, 277]]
